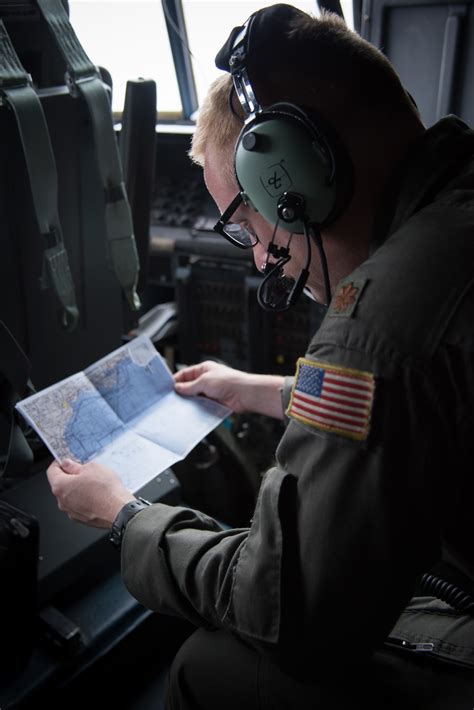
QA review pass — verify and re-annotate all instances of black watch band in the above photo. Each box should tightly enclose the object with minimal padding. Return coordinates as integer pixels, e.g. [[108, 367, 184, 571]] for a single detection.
[[109, 497, 152, 548]]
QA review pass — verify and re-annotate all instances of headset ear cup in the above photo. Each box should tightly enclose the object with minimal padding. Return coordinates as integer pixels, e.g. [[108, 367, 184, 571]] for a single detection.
[[234, 103, 353, 231], [295, 104, 354, 223]]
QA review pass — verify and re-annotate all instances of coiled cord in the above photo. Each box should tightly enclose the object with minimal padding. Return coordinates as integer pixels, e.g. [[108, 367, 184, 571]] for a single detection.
[[418, 573, 474, 615]]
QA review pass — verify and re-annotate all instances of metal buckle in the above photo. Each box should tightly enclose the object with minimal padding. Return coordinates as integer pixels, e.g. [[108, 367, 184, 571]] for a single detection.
[[232, 68, 260, 119], [64, 69, 98, 98]]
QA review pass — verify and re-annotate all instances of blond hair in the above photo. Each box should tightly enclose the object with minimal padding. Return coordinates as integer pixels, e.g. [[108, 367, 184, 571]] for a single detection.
[[189, 74, 241, 182]]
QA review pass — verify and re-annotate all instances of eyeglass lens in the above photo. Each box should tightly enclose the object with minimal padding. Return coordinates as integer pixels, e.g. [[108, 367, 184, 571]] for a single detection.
[[223, 222, 258, 247], [214, 192, 259, 248]]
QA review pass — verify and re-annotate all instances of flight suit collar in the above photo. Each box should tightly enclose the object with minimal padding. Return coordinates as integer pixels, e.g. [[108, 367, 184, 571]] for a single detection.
[[370, 115, 474, 254]]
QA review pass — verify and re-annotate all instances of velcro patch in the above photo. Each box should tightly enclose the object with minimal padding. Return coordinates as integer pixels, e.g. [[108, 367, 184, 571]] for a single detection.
[[328, 278, 368, 318], [287, 358, 375, 441]]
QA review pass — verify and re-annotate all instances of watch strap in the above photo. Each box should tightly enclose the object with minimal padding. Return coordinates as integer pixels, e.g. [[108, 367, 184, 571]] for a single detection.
[[109, 497, 151, 548]]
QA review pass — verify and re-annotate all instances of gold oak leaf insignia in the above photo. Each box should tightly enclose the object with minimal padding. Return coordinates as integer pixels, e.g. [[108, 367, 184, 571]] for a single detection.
[[333, 283, 359, 312]]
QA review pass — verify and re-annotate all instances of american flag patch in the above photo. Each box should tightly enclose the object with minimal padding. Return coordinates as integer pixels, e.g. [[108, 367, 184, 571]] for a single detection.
[[287, 358, 375, 441]]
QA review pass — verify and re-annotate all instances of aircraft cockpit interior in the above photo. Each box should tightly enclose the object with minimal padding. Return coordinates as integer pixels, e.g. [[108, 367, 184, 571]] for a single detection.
[[1, 1, 473, 707]]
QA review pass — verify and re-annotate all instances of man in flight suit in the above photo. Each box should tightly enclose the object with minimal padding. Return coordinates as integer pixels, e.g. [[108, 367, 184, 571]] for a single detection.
[[47, 4, 474, 708]]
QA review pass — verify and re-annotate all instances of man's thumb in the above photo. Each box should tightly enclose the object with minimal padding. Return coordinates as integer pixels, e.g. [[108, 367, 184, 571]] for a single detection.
[[174, 381, 195, 397], [60, 458, 82, 474]]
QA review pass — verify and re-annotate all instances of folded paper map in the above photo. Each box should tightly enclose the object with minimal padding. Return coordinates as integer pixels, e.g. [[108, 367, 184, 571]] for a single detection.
[[16, 336, 230, 492]]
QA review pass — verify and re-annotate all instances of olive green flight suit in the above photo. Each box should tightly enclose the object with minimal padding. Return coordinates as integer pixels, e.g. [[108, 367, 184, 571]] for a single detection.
[[121, 115, 474, 697]]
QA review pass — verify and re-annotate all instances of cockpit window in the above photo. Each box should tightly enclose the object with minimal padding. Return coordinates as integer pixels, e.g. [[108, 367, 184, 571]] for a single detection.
[[69, 0, 181, 116]]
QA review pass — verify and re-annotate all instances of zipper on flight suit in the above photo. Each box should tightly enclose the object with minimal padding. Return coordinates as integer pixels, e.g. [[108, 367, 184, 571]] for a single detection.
[[385, 637, 435, 653]]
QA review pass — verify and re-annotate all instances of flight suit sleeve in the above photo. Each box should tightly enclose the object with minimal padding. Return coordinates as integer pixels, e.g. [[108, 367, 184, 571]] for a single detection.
[[263, 337, 446, 673], [280, 375, 294, 413], [121, 331, 448, 675], [121, 503, 249, 627]]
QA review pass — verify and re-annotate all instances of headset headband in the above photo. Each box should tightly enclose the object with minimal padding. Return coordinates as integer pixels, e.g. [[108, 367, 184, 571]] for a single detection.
[[226, 18, 260, 118], [215, 4, 306, 118]]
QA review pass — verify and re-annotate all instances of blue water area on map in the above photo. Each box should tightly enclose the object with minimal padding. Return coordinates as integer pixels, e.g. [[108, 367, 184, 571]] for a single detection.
[[64, 390, 125, 462], [89, 356, 172, 424]]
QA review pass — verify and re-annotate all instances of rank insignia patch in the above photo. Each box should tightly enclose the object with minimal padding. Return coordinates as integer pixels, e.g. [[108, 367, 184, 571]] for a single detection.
[[328, 279, 368, 318], [287, 358, 375, 441]]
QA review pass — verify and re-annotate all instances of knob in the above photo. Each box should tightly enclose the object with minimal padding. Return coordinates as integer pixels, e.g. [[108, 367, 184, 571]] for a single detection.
[[242, 132, 259, 151]]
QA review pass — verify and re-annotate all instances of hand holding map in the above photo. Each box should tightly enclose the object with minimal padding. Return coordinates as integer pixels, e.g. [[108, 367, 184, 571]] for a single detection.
[[16, 336, 231, 492]]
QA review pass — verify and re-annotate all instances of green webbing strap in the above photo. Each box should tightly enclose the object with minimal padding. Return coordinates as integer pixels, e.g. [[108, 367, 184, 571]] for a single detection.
[[0, 21, 79, 331], [0, 321, 34, 479], [36, 0, 141, 312]]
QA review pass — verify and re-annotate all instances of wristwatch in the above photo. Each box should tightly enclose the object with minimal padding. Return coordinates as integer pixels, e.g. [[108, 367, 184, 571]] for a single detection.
[[109, 497, 152, 548]]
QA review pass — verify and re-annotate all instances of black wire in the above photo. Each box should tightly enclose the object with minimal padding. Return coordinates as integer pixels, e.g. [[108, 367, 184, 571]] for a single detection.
[[161, 0, 196, 61], [256, 218, 333, 311], [418, 573, 474, 616], [257, 219, 327, 312], [256, 256, 293, 311], [302, 222, 311, 272], [309, 225, 331, 306], [257, 220, 292, 311]]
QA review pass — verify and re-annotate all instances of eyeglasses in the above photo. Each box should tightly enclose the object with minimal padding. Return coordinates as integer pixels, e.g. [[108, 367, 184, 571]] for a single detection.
[[213, 193, 259, 249]]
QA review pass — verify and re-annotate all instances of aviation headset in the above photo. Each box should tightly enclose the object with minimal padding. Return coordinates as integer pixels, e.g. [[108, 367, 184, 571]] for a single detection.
[[215, 3, 354, 309]]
